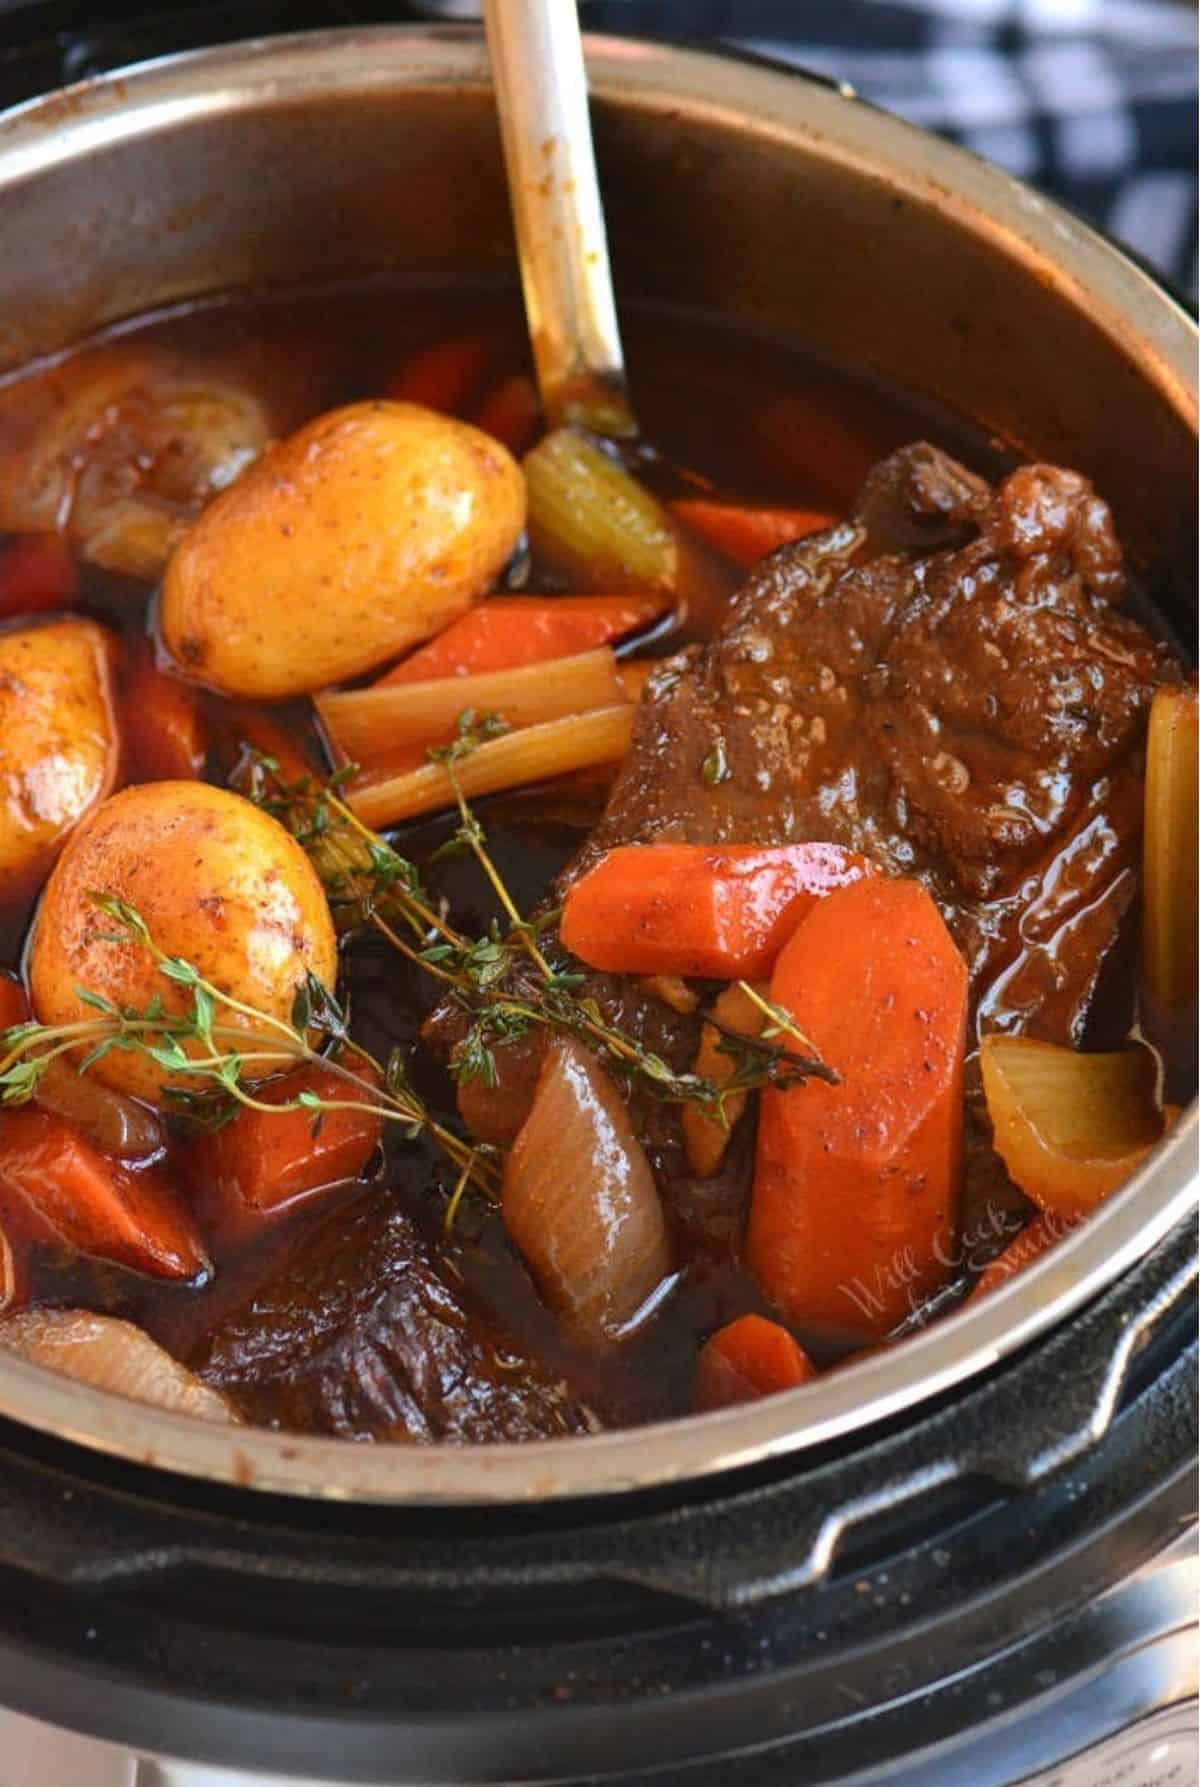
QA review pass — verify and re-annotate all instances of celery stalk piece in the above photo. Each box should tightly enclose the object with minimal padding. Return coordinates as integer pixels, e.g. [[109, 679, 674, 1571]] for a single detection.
[[347, 704, 636, 829], [1142, 683, 1198, 1012], [317, 648, 624, 767], [523, 428, 732, 628]]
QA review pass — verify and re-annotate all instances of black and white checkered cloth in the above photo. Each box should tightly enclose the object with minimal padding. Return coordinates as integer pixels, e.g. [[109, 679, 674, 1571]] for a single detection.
[[579, 0, 1199, 296]]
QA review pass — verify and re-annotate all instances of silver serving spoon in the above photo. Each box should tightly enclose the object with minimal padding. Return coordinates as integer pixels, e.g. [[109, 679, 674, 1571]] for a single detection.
[[482, 0, 637, 440]]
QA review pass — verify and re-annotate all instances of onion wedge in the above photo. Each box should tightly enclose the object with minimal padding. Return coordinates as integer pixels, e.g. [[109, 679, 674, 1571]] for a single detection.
[[980, 1036, 1166, 1218], [0, 1308, 237, 1422], [503, 1037, 672, 1343], [35, 1058, 164, 1161]]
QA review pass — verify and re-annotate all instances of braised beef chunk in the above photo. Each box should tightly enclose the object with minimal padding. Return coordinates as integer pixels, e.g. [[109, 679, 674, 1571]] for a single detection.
[[571, 445, 1178, 1040], [192, 1190, 595, 1443]]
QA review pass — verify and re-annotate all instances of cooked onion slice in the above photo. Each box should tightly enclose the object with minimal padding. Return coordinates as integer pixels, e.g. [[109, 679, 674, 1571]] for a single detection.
[[0, 1308, 237, 1422], [0, 349, 270, 578], [503, 1037, 672, 1342], [980, 1035, 1165, 1218], [1143, 684, 1198, 1013], [35, 1059, 164, 1161]]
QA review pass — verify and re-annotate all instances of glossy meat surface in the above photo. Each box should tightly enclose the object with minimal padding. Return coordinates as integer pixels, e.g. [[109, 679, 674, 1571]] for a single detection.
[[572, 445, 1178, 1041]]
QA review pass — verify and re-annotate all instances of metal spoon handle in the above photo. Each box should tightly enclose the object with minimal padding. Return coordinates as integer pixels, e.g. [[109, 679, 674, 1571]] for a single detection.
[[483, 0, 636, 436]]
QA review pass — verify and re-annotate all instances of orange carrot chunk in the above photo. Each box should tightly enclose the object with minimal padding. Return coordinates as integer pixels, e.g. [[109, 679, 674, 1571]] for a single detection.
[[747, 876, 967, 1343], [694, 1313, 817, 1411], [968, 1212, 1077, 1301], [0, 533, 78, 618], [383, 333, 492, 414], [185, 1061, 382, 1221], [0, 1108, 208, 1279], [223, 706, 316, 786], [751, 390, 888, 510], [475, 374, 542, 457], [122, 639, 207, 782], [670, 500, 836, 567], [376, 594, 670, 687], [560, 842, 872, 980]]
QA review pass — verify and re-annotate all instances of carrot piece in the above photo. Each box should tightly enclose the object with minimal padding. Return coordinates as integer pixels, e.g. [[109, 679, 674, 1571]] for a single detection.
[[121, 638, 207, 782], [968, 1211, 1077, 1300], [476, 374, 542, 457], [221, 706, 316, 786], [185, 1060, 382, 1223], [0, 1108, 208, 1279], [671, 500, 836, 567], [751, 390, 890, 509], [560, 843, 872, 980], [746, 877, 967, 1342], [0, 974, 30, 1032], [694, 1313, 816, 1411], [383, 332, 492, 413], [0, 533, 78, 618], [377, 594, 671, 687], [682, 982, 766, 1178]]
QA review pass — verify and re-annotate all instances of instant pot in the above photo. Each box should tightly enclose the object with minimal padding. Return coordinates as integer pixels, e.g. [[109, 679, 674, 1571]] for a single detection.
[[0, 14, 1195, 1784]]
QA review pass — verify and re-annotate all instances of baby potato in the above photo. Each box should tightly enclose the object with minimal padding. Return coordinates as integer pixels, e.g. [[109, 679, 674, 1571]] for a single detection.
[[0, 618, 119, 898], [159, 401, 526, 700], [29, 781, 337, 1104]]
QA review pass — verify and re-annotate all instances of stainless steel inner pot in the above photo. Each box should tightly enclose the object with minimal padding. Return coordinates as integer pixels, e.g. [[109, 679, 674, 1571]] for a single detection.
[[0, 25, 1194, 1505]]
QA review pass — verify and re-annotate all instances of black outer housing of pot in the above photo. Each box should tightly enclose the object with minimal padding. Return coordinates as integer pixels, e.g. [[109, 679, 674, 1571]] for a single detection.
[[0, 1217, 1192, 1784]]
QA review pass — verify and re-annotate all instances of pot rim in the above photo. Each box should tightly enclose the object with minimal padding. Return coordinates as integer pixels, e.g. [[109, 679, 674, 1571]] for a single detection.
[[0, 25, 1194, 1506]]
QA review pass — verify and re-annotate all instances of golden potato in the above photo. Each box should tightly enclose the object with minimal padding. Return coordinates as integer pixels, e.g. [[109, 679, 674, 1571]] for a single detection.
[[29, 781, 337, 1103], [160, 401, 526, 700], [0, 618, 119, 898]]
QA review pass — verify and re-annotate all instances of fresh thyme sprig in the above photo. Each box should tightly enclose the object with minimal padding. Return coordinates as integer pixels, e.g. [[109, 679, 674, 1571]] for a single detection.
[[0, 891, 499, 1196], [243, 717, 835, 1127], [429, 715, 838, 1116], [236, 751, 463, 978]]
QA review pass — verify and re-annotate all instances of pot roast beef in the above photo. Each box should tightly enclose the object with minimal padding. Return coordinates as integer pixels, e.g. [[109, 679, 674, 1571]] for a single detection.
[[194, 1186, 597, 1442], [444, 443, 1178, 1252], [571, 443, 1175, 1035]]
